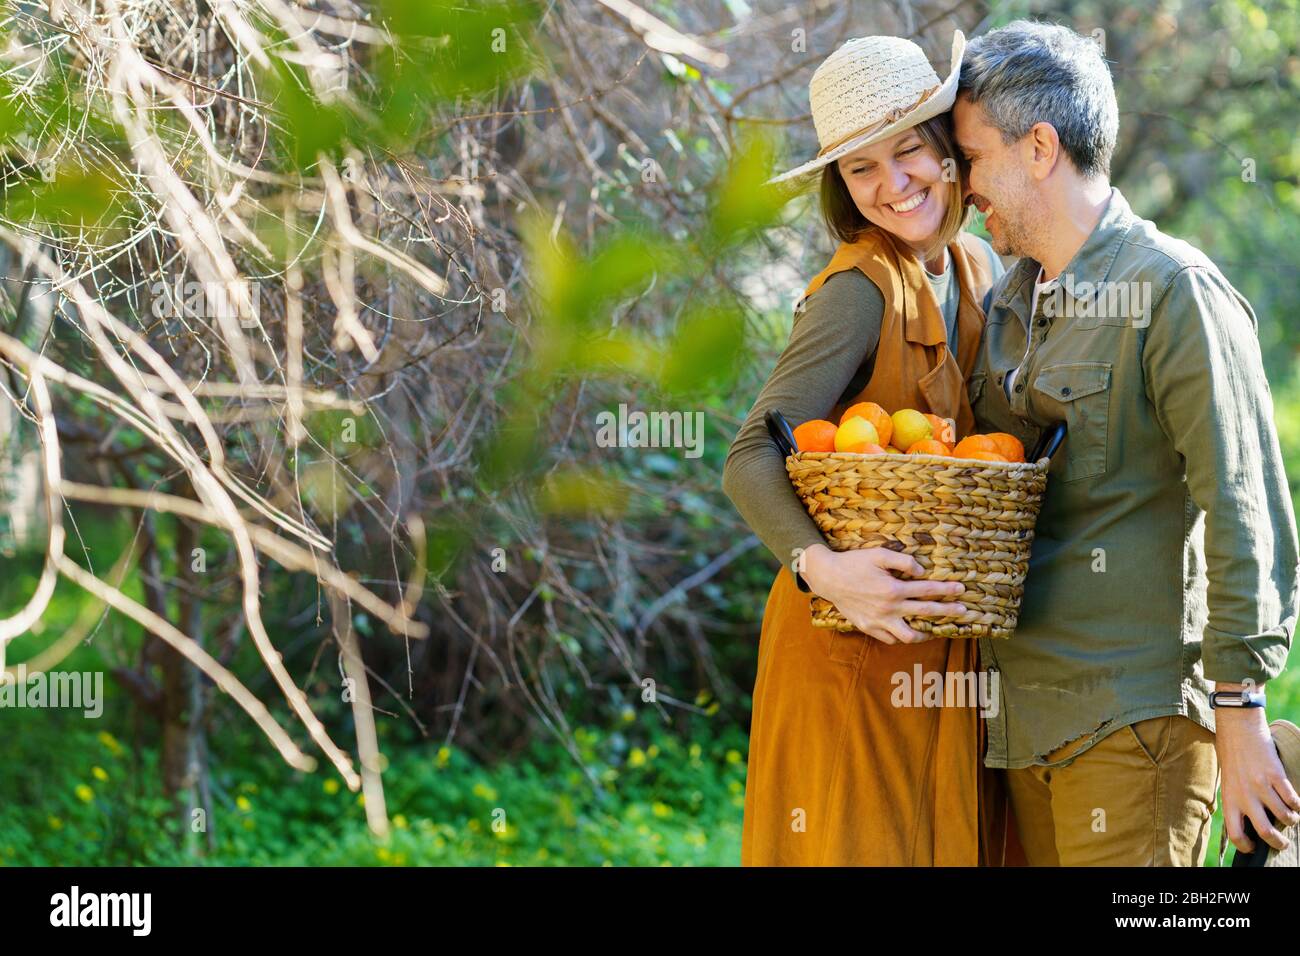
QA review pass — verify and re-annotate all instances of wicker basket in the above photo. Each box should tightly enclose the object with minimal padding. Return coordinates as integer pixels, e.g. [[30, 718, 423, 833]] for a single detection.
[[786, 451, 1050, 639]]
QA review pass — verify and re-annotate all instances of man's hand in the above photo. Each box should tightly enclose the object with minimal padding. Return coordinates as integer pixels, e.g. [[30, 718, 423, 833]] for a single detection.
[[1215, 691, 1300, 854]]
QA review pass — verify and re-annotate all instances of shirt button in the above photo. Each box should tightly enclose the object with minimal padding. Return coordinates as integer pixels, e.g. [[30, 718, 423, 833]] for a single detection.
[[1036, 318, 1047, 327], [1061, 386, 1072, 396], [1015, 383, 1025, 393]]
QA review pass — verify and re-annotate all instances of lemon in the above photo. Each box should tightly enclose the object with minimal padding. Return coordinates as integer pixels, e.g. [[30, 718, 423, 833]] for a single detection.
[[834, 416, 880, 453], [890, 409, 932, 452]]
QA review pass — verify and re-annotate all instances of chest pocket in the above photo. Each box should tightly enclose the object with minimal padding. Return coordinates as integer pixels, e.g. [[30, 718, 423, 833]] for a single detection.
[[1032, 362, 1112, 481]]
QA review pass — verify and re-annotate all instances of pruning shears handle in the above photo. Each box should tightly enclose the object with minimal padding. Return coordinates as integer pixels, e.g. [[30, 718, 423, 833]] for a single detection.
[[1029, 420, 1067, 463], [764, 409, 799, 457]]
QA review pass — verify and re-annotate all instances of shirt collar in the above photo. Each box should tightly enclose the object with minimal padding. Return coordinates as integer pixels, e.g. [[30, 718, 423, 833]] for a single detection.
[[992, 186, 1137, 316]]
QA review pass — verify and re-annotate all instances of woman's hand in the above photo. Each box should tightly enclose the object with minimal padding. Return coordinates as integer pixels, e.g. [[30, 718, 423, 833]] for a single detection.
[[800, 543, 966, 645]]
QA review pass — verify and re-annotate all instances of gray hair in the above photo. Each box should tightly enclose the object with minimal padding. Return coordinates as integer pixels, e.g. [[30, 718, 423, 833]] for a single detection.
[[958, 20, 1118, 179]]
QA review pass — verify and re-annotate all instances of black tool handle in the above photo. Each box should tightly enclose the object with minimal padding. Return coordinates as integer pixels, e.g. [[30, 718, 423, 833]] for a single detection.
[[1231, 817, 1272, 868], [764, 409, 799, 457], [1029, 420, 1067, 463]]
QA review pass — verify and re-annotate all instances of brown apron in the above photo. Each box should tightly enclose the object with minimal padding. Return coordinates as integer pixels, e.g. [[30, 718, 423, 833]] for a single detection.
[[740, 228, 1023, 865]]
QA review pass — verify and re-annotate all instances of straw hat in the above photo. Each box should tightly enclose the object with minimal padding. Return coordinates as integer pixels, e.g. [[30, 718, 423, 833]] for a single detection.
[[768, 31, 966, 185]]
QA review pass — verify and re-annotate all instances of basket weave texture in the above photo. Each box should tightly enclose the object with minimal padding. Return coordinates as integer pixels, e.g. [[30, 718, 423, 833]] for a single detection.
[[786, 451, 1049, 639]]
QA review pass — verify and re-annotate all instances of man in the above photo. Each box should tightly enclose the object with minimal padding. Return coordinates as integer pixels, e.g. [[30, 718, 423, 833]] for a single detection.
[[952, 19, 1300, 865]]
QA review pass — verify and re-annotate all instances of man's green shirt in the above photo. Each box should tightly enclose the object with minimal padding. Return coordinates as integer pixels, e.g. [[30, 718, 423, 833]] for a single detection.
[[971, 187, 1299, 769]]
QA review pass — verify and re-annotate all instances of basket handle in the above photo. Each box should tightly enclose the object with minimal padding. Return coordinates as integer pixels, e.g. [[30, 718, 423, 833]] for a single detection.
[[1029, 420, 1067, 463], [764, 409, 799, 457]]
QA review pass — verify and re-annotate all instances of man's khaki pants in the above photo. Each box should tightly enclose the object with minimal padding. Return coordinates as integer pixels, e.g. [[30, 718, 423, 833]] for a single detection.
[[1003, 715, 1220, 866]]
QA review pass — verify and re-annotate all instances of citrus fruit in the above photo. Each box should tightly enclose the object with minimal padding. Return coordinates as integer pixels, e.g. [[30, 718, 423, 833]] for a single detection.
[[792, 419, 837, 453], [923, 413, 956, 447], [952, 435, 1001, 459], [965, 450, 1009, 463], [906, 438, 952, 456], [834, 416, 880, 453], [891, 409, 932, 452], [840, 401, 893, 447], [986, 432, 1025, 463]]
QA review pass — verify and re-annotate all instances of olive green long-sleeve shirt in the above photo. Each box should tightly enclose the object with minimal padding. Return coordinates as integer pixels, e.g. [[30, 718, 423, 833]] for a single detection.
[[970, 187, 1300, 769]]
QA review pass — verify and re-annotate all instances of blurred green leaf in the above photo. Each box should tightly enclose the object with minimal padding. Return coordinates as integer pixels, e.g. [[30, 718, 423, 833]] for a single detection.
[[658, 304, 745, 396], [426, 520, 474, 580], [523, 217, 680, 382], [534, 466, 629, 517], [477, 393, 544, 490], [4, 163, 126, 234], [298, 459, 352, 520], [707, 131, 787, 246], [306, 408, 381, 453], [375, 0, 540, 105], [262, 59, 355, 169]]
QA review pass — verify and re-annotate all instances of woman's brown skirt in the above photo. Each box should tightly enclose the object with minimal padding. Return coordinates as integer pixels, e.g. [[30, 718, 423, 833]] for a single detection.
[[741, 566, 1022, 866]]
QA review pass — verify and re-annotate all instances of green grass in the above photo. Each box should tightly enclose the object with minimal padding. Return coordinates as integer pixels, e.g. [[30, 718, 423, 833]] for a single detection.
[[0, 701, 748, 867], [0, 640, 1294, 866]]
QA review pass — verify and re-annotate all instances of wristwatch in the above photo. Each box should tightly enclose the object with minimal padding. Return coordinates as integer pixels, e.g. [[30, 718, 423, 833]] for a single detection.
[[1208, 689, 1267, 709]]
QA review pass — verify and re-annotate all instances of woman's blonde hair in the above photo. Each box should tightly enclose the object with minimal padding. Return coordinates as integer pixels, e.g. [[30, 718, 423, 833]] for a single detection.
[[818, 113, 971, 264]]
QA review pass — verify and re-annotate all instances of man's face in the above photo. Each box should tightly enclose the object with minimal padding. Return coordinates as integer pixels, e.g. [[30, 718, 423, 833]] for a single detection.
[[953, 96, 1038, 258]]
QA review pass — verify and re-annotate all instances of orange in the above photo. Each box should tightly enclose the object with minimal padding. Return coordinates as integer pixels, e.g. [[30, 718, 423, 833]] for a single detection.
[[952, 435, 1001, 459], [834, 416, 881, 453], [986, 432, 1025, 463], [906, 438, 952, 456], [858, 443, 886, 455], [965, 450, 1009, 463], [923, 413, 956, 447], [840, 401, 893, 447], [792, 419, 837, 453]]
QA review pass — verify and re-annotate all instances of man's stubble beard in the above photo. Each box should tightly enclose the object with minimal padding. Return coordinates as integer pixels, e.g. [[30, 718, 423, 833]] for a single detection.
[[994, 213, 1034, 259], [989, 170, 1043, 261]]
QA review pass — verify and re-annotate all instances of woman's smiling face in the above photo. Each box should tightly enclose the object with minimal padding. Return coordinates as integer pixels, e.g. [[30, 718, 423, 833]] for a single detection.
[[835, 128, 949, 253]]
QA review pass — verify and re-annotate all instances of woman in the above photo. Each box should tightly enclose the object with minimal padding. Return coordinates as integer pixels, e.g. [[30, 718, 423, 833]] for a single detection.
[[721, 31, 1019, 865]]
